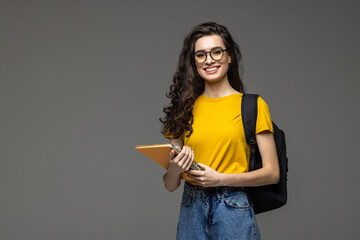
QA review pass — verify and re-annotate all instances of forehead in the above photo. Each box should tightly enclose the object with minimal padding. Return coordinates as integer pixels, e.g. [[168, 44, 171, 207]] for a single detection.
[[194, 35, 225, 52]]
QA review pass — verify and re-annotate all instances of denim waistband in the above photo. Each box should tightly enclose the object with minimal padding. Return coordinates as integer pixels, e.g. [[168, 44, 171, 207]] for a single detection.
[[184, 181, 246, 195]]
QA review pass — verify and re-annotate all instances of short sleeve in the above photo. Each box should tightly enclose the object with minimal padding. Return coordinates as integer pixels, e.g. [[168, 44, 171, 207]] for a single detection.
[[255, 97, 274, 134], [163, 128, 184, 141]]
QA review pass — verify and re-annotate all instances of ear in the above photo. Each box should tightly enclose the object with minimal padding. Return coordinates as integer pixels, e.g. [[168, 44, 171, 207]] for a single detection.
[[228, 56, 231, 63]]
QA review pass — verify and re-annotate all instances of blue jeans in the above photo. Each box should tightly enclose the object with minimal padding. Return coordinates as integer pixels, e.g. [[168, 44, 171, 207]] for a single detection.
[[176, 181, 261, 240]]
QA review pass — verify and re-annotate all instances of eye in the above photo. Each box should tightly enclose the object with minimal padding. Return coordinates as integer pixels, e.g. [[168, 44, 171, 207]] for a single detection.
[[195, 53, 205, 58], [212, 49, 222, 56]]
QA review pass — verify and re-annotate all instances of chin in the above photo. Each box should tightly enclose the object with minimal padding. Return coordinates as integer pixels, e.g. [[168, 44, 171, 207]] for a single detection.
[[201, 74, 227, 83]]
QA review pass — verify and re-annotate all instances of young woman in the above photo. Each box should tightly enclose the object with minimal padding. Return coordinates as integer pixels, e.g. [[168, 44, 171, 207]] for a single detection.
[[160, 22, 279, 240]]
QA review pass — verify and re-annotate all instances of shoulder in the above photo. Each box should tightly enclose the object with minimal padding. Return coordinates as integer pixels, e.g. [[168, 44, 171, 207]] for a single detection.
[[255, 95, 274, 133], [242, 94, 270, 109], [257, 96, 270, 109]]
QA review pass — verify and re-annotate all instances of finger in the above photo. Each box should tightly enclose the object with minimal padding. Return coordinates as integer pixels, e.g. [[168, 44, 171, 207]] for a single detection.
[[169, 149, 175, 159], [189, 176, 203, 185], [180, 145, 189, 157], [173, 146, 187, 164], [178, 146, 190, 168], [172, 146, 185, 161], [181, 147, 192, 169], [187, 169, 204, 177], [197, 163, 207, 170], [184, 150, 194, 171], [187, 173, 199, 182]]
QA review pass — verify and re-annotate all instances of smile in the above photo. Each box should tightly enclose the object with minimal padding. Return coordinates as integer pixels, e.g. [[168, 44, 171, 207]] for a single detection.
[[204, 66, 220, 73]]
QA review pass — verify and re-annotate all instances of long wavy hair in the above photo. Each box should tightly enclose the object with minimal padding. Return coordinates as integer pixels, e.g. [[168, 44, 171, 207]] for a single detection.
[[159, 22, 245, 139]]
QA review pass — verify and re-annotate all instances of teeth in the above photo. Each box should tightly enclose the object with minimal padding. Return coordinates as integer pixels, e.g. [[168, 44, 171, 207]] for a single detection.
[[205, 67, 218, 72]]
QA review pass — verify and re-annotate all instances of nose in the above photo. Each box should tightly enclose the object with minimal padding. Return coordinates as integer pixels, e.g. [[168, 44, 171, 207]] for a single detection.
[[205, 52, 214, 64]]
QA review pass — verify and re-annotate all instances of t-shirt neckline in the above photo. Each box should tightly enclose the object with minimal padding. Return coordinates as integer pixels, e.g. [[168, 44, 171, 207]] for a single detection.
[[198, 93, 243, 102]]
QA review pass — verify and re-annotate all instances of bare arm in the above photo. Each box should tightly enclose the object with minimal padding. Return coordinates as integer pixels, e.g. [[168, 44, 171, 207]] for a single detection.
[[187, 131, 280, 187], [222, 131, 280, 186], [163, 138, 194, 192]]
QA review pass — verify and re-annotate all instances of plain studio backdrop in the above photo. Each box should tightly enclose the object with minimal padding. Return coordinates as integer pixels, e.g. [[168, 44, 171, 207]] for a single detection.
[[1, 1, 359, 239]]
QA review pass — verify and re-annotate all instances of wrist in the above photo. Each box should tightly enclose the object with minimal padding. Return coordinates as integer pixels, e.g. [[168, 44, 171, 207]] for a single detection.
[[221, 173, 246, 187], [167, 166, 182, 178], [219, 173, 228, 186]]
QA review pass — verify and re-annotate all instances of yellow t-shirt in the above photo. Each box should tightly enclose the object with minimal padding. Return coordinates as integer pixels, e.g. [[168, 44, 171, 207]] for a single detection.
[[165, 93, 273, 182]]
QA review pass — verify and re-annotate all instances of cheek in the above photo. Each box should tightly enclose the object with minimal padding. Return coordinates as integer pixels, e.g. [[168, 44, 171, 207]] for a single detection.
[[195, 64, 204, 75], [223, 64, 229, 73], [221, 61, 230, 73]]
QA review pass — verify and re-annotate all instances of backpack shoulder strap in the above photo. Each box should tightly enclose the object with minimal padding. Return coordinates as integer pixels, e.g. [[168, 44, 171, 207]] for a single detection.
[[241, 93, 259, 171]]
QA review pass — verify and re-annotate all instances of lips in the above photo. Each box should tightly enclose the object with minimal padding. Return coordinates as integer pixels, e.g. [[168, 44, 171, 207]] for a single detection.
[[204, 65, 220, 74]]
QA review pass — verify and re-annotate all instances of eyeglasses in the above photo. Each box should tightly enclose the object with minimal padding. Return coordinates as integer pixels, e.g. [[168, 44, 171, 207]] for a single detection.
[[193, 47, 227, 63]]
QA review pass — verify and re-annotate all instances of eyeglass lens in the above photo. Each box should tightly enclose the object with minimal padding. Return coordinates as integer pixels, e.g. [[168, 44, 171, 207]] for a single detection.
[[194, 48, 225, 63]]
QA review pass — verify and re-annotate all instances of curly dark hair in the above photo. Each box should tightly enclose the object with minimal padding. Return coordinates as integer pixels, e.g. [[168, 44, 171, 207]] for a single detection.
[[159, 22, 245, 139]]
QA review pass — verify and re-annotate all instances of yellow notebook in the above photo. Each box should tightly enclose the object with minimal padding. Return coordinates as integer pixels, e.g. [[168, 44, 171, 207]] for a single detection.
[[135, 143, 202, 181]]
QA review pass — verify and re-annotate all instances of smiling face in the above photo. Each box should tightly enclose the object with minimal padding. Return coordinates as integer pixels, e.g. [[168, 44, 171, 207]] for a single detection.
[[194, 34, 231, 85]]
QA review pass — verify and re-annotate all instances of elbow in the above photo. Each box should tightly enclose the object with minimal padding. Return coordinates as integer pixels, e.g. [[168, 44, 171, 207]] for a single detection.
[[265, 166, 280, 185], [163, 175, 179, 192], [271, 170, 280, 185], [163, 178, 172, 192], [165, 185, 176, 192]]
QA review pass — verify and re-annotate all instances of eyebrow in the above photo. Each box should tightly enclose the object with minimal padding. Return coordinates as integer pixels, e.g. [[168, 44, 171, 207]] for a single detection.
[[194, 46, 224, 53]]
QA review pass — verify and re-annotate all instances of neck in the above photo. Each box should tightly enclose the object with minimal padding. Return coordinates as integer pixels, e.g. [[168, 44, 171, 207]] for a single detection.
[[202, 76, 238, 98]]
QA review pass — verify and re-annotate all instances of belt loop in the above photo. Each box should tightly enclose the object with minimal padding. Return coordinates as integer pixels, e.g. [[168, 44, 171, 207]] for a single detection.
[[223, 186, 231, 197], [224, 187, 228, 199], [216, 189, 221, 200], [193, 184, 200, 198]]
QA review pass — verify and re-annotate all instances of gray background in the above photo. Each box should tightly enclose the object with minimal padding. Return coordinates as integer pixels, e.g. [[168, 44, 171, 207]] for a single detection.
[[1, 0, 359, 239]]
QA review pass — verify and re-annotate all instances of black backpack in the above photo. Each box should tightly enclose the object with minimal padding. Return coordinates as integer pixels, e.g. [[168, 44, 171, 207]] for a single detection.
[[241, 94, 288, 214]]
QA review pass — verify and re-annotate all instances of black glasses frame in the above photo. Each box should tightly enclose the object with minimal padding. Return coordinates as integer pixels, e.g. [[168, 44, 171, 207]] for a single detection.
[[193, 47, 228, 63]]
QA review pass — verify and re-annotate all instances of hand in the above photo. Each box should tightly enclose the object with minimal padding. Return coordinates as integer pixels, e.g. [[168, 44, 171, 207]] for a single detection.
[[168, 146, 194, 176], [186, 163, 224, 187]]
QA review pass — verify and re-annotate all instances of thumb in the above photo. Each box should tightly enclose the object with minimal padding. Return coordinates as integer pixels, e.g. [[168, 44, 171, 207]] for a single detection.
[[169, 149, 175, 158], [197, 163, 208, 169]]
